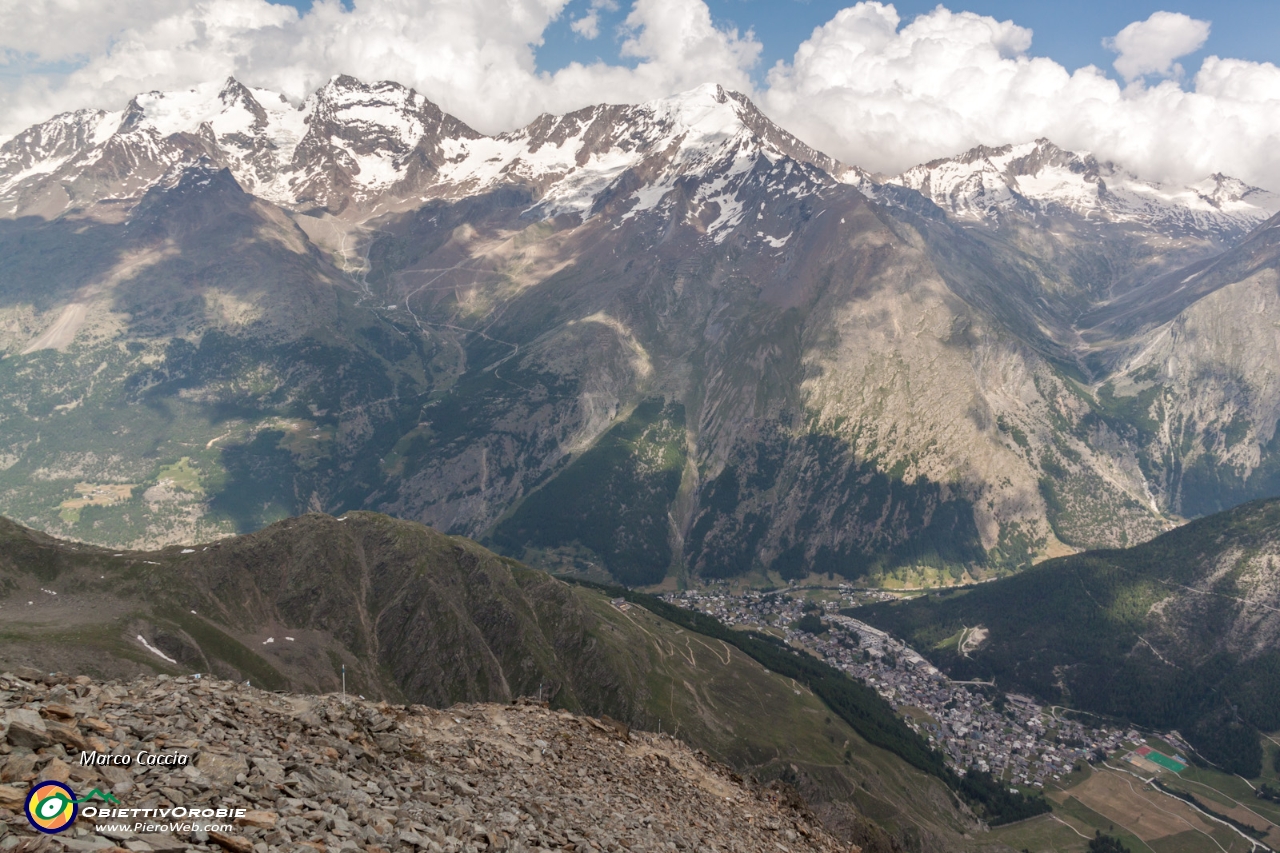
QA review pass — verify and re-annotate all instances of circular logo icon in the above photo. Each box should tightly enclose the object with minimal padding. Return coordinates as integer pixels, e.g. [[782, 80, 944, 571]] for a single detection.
[[25, 781, 78, 834]]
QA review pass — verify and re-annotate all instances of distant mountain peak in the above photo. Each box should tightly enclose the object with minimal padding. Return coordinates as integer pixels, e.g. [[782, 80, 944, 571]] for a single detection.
[[872, 137, 1278, 240], [0, 77, 841, 223], [3, 76, 1271, 245]]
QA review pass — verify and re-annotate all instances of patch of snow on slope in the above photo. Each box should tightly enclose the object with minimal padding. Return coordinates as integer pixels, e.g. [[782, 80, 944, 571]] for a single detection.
[[135, 81, 246, 138], [253, 88, 308, 158], [136, 634, 177, 664], [437, 135, 521, 190], [1, 156, 71, 194], [1013, 164, 1098, 212], [703, 189, 747, 241], [537, 145, 637, 217], [90, 111, 122, 146], [329, 137, 404, 189], [622, 183, 674, 221]]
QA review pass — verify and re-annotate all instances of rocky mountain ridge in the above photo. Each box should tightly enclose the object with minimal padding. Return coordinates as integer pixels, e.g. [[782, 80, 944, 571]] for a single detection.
[[0, 77, 848, 226], [0, 671, 859, 853], [2, 75, 1280, 586], [6, 78, 1273, 242]]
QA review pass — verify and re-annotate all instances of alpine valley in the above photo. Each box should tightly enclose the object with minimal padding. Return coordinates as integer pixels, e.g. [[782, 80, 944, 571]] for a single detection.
[[3, 75, 1280, 588]]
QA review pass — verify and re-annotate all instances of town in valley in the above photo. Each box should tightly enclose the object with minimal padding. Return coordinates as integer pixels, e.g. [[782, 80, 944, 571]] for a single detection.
[[657, 586, 1187, 791]]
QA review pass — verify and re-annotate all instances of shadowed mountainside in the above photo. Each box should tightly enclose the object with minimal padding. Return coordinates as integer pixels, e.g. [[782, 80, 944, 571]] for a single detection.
[[3, 78, 1280, 588], [855, 498, 1280, 777]]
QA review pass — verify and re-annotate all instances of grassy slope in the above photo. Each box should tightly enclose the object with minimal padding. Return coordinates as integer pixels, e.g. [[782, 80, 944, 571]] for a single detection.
[[0, 511, 989, 853], [0, 512, 641, 714], [573, 591, 974, 850]]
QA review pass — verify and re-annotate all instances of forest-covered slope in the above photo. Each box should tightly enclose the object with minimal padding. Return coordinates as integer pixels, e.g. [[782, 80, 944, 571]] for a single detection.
[[855, 498, 1280, 776]]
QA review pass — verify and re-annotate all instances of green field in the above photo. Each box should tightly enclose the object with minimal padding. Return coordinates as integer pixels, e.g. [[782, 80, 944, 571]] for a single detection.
[[1138, 748, 1187, 773], [1006, 768, 1258, 853], [156, 457, 205, 495], [991, 726, 1280, 853]]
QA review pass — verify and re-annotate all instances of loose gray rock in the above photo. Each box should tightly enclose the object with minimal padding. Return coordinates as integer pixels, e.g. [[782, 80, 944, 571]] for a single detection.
[[4, 711, 50, 750], [0, 673, 858, 853]]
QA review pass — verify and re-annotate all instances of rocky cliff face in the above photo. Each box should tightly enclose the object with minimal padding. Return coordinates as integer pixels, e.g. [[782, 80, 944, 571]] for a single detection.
[[2, 76, 1279, 585]]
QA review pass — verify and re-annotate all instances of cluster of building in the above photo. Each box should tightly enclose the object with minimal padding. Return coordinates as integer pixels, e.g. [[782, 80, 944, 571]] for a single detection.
[[661, 585, 1148, 789]]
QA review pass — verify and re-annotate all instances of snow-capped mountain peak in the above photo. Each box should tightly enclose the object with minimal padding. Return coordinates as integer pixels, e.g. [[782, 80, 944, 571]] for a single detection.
[[6, 77, 1270, 246], [871, 138, 1279, 240], [0, 75, 478, 215], [432, 83, 831, 226], [0, 77, 839, 231], [125, 78, 266, 139]]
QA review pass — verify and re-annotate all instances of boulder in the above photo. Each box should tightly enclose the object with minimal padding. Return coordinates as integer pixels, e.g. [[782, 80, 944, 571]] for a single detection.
[[6, 709, 51, 749]]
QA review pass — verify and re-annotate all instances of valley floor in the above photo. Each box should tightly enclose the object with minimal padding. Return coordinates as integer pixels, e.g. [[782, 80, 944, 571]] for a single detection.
[[662, 587, 1280, 852], [992, 757, 1280, 853]]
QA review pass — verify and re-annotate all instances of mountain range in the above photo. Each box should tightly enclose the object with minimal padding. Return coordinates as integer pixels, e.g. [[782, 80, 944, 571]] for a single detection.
[[3, 75, 1280, 586]]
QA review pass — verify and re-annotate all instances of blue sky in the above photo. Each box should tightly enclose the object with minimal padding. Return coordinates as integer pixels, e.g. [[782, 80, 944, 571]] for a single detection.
[[269, 0, 1280, 84]]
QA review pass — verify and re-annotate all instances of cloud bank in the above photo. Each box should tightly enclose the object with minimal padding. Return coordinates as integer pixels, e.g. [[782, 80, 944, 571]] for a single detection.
[[762, 3, 1280, 190], [2, 0, 1279, 190]]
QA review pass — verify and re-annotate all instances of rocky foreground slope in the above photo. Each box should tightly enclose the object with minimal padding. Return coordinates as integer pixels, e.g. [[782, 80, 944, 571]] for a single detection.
[[0, 671, 855, 853]]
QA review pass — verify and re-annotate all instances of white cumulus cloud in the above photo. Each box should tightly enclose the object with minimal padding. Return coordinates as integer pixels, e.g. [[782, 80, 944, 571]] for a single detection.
[[0, 0, 199, 63], [570, 11, 601, 39], [569, 0, 616, 39], [1105, 11, 1211, 82], [1, 1, 1280, 191], [762, 3, 1280, 190], [0, 0, 759, 137]]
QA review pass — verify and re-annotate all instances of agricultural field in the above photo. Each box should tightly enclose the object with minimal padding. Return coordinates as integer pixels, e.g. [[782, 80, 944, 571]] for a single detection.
[[992, 753, 1280, 853], [154, 457, 205, 495], [58, 482, 137, 524]]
